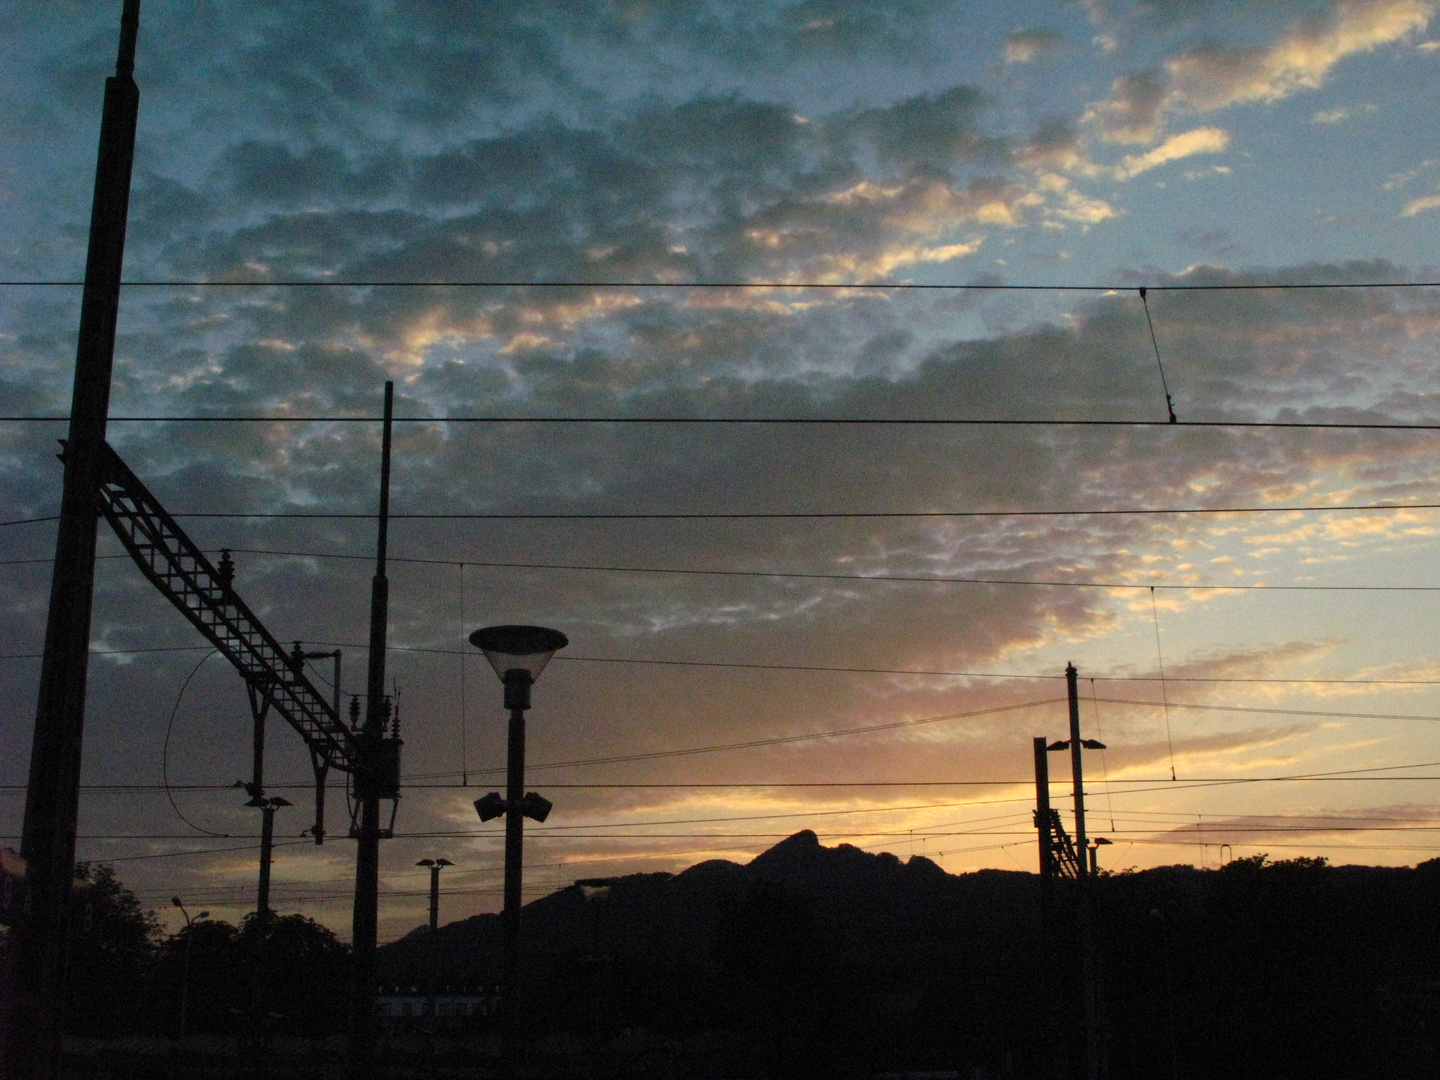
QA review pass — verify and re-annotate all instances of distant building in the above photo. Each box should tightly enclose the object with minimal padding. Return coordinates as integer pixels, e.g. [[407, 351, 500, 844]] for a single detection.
[[376, 984, 499, 1027]]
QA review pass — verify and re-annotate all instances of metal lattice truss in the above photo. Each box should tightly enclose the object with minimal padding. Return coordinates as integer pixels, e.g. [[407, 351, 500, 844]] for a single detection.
[[1038, 808, 1082, 880], [95, 441, 358, 773]]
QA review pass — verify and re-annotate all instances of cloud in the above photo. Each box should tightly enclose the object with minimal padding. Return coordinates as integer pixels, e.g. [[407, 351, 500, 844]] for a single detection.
[[8, 4, 1440, 928], [11, 261, 1440, 926], [1004, 27, 1065, 64], [1091, 0, 1433, 142], [1111, 126, 1231, 179], [1091, 68, 1171, 144], [1400, 193, 1440, 216]]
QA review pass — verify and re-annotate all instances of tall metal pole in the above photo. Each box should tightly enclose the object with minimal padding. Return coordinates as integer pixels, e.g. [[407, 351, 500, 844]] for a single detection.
[[5, 6, 141, 1078], [171, 899, 206, 1044], [1033, 735, 1064, 1080], [349, 382, 393, 1080], [251, 799, 282, 1077], [1068, 663, 1104, 1080], [502, 671, 533, 1073], [256, 800, 287, 928], [1066, 664, 1088, 878]]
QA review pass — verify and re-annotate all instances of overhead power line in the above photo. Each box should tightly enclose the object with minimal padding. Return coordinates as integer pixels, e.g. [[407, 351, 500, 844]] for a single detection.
[[1094, 696, 1440, 724], [5, 415, 1440, 431], [11, 756, 1440, 796], [2, 278, 1437, 291], [197, 547, 1440, 593], [5, 501, 1439, 526], [5, 640, 1440, 692], [10, 546, 1440, 595]]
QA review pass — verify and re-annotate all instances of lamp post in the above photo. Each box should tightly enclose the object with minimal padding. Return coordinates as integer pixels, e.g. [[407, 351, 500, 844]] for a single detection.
[[1046, 663, 1110, 1080], [575, 877, 620, 1060], [1087, 836, 1113, 877], [170, 898, 209, 1042], [416, 857, 452, 1073], [416, 857, 452, 1019], [416, 858, 452, 934], [469, 624, 567, 1070]]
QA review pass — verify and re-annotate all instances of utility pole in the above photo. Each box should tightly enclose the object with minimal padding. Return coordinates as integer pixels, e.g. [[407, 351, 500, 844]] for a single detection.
[[1067, 663, 1106, 1080], [5, 5, 141, 1077], [1033, 737, 1063, 1080], [349, 382, 395, 1080], [1067, 665, 1088, 880]]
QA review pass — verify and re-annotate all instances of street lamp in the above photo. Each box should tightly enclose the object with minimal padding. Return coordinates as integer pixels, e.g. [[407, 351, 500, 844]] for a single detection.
[[416, 858, 453, 933], [171, 897, 209, 1042], [574, 878, 621, 1056], [416, 857, 453, 1040], [1086, 836, 1113, 877], [469, 624, 568, 1063]]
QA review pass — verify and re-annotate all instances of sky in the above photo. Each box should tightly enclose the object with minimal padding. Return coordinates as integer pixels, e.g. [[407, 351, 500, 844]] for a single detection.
[[3, 0, 1440, 943]]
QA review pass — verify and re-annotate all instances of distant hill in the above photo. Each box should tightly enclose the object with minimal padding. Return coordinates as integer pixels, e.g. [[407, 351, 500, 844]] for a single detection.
[[378, 829, 1040, 984], [377, 833, 1440, 1078]]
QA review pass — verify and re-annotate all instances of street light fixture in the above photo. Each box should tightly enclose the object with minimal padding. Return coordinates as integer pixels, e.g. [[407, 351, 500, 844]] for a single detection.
[[469, 624, 568, 1065], [416, 857, 453, 1037], [574, 877, 621, 1053], [171, 897, 209, 1042], [415, 858, 453, 933], [1087, 836, 1113, 876]]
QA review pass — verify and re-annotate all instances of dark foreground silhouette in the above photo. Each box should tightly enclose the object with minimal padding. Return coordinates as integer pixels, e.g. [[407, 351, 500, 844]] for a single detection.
[[12, 835, 1439, 1078]]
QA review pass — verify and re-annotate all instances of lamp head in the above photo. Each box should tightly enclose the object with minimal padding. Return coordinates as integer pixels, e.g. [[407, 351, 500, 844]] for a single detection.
[[520, 792, 553, 823], [1046, 740, 1070, 752], [468, 625, 569, 686], [436, 858, 453, 868], [575, 876, 620, 901], [1081, 739, 1107, 750], [474, 792, 506, 823]]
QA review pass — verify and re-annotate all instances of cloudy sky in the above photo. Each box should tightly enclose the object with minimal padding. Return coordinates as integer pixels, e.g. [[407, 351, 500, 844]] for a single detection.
[[3, 0, 1440, 941]]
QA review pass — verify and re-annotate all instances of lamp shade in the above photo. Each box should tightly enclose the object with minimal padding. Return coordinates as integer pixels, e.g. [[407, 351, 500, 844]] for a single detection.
[[469, 624, 569, 682]]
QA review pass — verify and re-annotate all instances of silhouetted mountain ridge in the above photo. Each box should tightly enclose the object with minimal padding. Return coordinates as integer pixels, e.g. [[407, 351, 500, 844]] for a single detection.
[[379, 829, 1037, 983], [374, 834, 1440, 1076]]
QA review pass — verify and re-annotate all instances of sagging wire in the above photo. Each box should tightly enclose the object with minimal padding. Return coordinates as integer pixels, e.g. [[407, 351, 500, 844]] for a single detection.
[[162, 649, 230, 836], [1150, 586, 1178, 780], [1090, 677, 1117, 831], [459, 561, 468, 786], [1140, 287, 1177, 423]]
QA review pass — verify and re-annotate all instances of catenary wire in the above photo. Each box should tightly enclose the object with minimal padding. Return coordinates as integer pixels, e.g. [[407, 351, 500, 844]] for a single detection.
[[7, 501, 1440, 524], [5, 640, 1440, 692], [2, 278, 1438, 290], [7, 415, 1440, 431], [14, 546, 1440, 595]]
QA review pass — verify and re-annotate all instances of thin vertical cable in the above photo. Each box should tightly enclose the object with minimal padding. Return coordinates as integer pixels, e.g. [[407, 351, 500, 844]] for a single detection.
[[459, 562, 468, 786], [1150, 586, 1178, 779], [1140, 287, 1177, 423], [1089, 678, 1116, 831]]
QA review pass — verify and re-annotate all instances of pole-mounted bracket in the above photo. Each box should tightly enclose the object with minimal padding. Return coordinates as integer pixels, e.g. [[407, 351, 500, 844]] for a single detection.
[[474, 792, 552, 823]]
